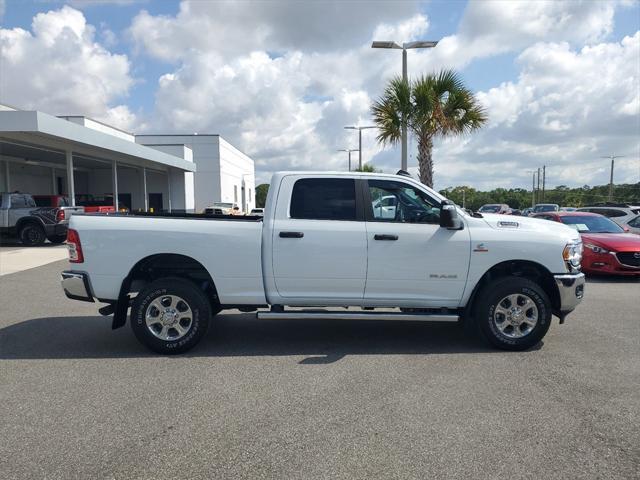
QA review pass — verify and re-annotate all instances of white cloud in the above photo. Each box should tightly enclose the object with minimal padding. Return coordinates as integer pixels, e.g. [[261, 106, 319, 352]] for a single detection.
[[0, 6, 136, 130], [431, 32, 640, 191]]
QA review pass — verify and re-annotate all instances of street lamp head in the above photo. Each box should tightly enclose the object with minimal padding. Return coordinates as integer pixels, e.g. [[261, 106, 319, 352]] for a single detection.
[[403, 40, 438, 49], [371, 41, 402, 49], [344, 126, 357, 130]]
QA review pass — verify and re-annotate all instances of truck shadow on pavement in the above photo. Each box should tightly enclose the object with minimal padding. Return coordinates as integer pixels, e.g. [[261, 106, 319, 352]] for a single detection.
[[0, 313, 542, 362]]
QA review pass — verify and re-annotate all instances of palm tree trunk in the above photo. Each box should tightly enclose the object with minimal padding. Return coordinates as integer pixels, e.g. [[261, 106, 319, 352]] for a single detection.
[[417, 135, 434, 187]]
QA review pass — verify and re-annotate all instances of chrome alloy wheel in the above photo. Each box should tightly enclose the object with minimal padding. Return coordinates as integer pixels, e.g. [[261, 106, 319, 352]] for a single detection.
[[145, 294, 193, 341], [493, 293, 538, 339]]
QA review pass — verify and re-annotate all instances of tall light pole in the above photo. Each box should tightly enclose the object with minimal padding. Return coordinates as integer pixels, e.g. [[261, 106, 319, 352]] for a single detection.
[[372, 40, 438, 171], [337, 148, 359, 171], [601, 155, 624, 202], [344, 126, 375, 170]]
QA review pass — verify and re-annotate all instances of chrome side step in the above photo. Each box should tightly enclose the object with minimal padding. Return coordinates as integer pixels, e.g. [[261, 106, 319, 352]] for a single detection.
[[256, 311, 459, 322]]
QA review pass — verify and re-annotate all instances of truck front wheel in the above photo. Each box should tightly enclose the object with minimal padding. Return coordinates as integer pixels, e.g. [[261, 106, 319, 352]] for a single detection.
[[130, 277, 212, 354], [474, 276, 552, 351]]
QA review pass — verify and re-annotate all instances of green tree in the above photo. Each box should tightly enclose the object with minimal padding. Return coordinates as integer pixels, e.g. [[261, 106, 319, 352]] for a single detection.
[[354, 164, 382, 173], [371, 70, 487, 187], [255, 184, 269, 208]]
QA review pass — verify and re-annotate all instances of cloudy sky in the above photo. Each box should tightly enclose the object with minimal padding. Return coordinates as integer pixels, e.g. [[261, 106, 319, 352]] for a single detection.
[[1, 0, 638, 189]]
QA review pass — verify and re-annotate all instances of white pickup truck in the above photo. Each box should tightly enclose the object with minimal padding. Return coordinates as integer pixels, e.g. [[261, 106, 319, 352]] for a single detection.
[[61, 171, 585, 354]]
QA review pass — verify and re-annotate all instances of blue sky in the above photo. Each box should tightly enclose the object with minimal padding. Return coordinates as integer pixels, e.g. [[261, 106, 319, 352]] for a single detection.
[[1, 0, 639, 189]]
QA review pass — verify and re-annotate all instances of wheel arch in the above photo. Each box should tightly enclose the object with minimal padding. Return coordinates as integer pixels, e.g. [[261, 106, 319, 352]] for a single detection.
[[464, 260, 560, 319], [112, 253, 220, 329]]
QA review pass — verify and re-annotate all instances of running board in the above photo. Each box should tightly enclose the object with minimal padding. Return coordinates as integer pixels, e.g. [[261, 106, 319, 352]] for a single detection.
[[256, 311, 460, 322]]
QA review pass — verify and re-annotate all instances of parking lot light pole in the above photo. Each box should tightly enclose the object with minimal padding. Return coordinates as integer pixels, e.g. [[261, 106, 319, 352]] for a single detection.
[[344, 126, 376, 170], [526, 170, 536, 207], [372, 40, 438, 171], [338, 149, 359, 171]]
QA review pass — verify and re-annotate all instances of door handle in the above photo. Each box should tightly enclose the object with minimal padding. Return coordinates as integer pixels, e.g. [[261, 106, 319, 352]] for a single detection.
[[374, 234, 398, 241], [279, 231, 304, 238]]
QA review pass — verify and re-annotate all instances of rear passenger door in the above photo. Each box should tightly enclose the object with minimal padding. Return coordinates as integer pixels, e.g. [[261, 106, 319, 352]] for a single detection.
[[271, 176, 367, 301]]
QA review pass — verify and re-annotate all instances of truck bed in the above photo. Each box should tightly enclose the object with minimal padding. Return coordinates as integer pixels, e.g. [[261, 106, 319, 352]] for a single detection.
[[84, 211, 264, 221]]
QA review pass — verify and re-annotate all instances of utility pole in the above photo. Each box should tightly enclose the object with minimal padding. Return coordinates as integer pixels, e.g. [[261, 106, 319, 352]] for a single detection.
[[537, 167, 541, 204], [462, 187, 466, 209], [527, 170, 536, 207], [542, 165, 546, 202], [601, 155, 624, 202]]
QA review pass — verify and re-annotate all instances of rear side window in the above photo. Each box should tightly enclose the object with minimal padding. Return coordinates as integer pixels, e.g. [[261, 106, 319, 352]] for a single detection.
[[10, 194, 27, 208], [604, 209, 626, 218], [33, 196, 50, 207], [290, 178, 357, 221]]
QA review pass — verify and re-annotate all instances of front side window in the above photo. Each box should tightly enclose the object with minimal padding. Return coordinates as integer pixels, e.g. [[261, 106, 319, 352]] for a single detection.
[[290, 178, 356, 221], [10, 194, 26, 208], [368, 180, 440, 224]]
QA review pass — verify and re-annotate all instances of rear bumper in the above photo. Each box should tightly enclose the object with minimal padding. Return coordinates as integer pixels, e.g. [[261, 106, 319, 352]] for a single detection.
[[61, 271, 94, 302], [554, 273, 585, 314]]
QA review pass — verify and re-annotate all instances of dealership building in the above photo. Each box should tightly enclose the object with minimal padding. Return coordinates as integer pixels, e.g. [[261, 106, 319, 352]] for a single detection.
[[0, 104, 255, 213]]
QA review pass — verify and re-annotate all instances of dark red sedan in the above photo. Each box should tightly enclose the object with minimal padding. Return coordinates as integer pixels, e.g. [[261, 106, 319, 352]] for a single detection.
[[533, 211, 640, 276]]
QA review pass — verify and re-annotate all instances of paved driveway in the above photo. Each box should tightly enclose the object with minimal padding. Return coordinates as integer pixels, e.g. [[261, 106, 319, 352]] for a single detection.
[[0, 261, 638, 479]]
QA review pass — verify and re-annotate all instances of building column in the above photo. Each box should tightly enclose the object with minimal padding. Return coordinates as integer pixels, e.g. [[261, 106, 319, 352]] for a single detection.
[[51, 167, 57, 194], [4, 160, 10, 192], [112, 160, 119, 210], [66, 150, 75, 206], [166, 169, 172, 212], [141, 167, 148, 211]]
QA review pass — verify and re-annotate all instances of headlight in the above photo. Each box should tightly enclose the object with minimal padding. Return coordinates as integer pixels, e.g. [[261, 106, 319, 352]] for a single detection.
[[563, 241, 583, 269], [584, 243, 610, 254]]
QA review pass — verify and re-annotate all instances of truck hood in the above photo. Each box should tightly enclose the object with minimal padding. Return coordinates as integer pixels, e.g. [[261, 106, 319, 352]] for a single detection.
[[480, 213, 580, 241]]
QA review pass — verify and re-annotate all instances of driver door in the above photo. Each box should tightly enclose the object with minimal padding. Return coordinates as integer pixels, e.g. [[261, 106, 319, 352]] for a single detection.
[[364, 179, 471, 307]]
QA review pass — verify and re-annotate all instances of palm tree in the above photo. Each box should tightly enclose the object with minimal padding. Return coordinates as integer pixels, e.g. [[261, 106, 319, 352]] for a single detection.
[[371, 70, 487, 187]]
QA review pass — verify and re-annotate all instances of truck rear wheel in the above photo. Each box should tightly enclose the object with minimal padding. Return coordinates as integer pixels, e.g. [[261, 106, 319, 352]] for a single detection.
[[474, 276, 552, 351], [19, 223, 46, 246], [130, 277, 212, 354], [47, 234, 66, 244]]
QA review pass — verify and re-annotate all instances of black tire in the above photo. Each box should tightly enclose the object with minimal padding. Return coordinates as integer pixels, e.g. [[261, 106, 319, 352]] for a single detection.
[[19, 223, 46, 246], [473, 276, 552, 351], [47, 235, 67, 244], [130, 277, 212, 354]]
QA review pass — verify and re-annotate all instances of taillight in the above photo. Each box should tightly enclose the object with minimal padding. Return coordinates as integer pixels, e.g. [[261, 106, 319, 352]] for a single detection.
[[56, 209, 65, 222], [67, 228, 84, 263]]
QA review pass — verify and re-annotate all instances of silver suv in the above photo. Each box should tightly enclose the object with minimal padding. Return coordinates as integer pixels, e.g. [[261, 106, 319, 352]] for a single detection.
[[577, 204, 640, 231]]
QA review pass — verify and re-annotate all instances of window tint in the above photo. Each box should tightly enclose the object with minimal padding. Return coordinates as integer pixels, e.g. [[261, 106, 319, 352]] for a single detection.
[[605, 209, 626, 218], [628, 216, 640, 228], [10, 194, 27, 208], [290, 178, 357, 221], [368, 179, 440, 224]]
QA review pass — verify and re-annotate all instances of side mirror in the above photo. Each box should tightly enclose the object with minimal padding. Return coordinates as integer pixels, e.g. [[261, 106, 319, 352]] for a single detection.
[[623, 226, 630, 232], [440, 200, 464, 230]]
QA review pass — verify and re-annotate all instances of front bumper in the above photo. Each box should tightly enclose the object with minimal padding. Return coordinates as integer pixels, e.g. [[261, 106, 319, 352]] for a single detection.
[[554, 272, 585, 314], [61, 271, 94, 302]]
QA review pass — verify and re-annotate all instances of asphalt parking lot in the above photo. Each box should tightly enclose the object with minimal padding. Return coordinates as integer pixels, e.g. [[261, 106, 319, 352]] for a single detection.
[[0, 260, 638, 479]]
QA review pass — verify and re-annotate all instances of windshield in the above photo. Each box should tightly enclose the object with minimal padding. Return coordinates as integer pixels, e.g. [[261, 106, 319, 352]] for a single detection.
[[534, 205, 558, 212], [479, 205, 501, 213], [561, 215, 624, 233], [212, 203, 233, 208]]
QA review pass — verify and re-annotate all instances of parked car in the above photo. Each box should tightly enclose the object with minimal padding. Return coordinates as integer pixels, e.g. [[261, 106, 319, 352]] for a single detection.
[[533, 203, 560, 213], [75, 194, 116, 213], [62, 171, 585, 354], [1, 192, 70, 245], [203, 202, 238, 215], [511, 209, 522, 216], [478, 203, 511, 214], [623, 215, 640, 235], [577, 204, 640, 230], [521, 208, 533, 217], [533, 211, 640, 276], [250, 208, 264, 217], [560, 207, 577, 212], [33, 195, 84, 220]]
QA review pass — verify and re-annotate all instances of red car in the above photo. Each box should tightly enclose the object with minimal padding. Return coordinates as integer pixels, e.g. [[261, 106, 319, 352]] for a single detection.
[[533, 211, 640, 276]]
